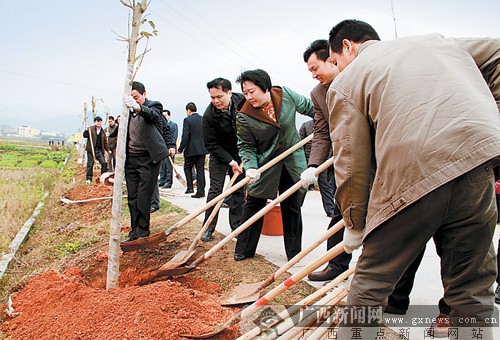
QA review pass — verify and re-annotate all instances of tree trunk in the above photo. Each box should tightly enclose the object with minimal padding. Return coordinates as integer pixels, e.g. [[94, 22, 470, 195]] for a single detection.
[[106, 0, 148, 290]]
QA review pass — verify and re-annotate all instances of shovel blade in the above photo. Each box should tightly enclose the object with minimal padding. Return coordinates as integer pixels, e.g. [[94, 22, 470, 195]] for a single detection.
[[156, 264, 197, 277], [176, 174, 187, 187], [160, 250, 196, 270], [120, 232, 167, 252], [220, 281, 262, 306]]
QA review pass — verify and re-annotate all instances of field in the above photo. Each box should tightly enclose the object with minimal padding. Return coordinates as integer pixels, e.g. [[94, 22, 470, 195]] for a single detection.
[[0, 140, 70, 253]]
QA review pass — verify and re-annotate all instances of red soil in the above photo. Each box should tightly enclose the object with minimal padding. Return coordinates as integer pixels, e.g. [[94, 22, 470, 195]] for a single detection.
[[2, 268, 240, 339], [1, 178, 241, 339]]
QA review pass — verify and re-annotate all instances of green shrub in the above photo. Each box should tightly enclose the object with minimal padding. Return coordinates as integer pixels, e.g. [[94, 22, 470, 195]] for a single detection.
[[47, 151, 67, 162], [17, 160, 38, 168], [0, 159, 18, 167], [39, 160, 59, 169]]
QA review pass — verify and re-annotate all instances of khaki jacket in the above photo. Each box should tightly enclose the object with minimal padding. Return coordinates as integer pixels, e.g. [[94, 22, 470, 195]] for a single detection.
[[327, 34, 500, 237]]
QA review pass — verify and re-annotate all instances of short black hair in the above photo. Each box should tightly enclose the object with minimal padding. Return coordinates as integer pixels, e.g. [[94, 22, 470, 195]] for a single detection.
[[94, 116, 103, 122], [162, 109, 171, 116], [303, 39, 330, 62], [206, 78, 232, 92], [132, 81, 146, 94], [329, 19, 380, 53], [186, 102, 197, 112], [236, 69, 272, 93], [108, 116, 115, 121]]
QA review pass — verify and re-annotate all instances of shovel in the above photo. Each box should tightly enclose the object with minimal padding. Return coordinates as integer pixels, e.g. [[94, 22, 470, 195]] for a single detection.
[[141, 157, 334, 283], [220, 217, 344, 305], [238, 267, 354, 340], [180, 239, 346, 338], [60, 195, 127, 204], [168, 156, 187, 188], [160, 168, 242, 271], [120, 134, 313, 252]]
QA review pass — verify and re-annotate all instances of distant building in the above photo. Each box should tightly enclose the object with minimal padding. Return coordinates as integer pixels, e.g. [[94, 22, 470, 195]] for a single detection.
[[17, 125, 41, 137]]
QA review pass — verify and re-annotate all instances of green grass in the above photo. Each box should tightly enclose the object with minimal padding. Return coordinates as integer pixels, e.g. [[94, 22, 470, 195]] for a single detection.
[[0, 139, 70, 254]]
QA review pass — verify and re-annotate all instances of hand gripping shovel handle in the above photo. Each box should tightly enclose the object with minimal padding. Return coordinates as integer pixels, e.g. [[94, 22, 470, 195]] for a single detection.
[[257, 206, 343, 290], [121, 134, 313, 252], [186, 156, 334, 272], [163, 139, 315, 241], [187, 164, 242, 252]]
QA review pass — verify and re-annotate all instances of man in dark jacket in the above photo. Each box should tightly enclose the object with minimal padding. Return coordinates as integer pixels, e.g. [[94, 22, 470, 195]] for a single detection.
[[200, 78, 246, 242], [178, 102, 208, 198], [106, 116, 118, 171], [158, 110, 178, 189], [122, 81, 175, 243], [150, 109, 177, 212], [83, 116, 109, 183]]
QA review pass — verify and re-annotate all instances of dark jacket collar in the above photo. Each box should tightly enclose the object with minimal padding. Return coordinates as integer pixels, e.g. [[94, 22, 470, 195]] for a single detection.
[[237, 87, 283, 128], [212, 93, 244, 118]]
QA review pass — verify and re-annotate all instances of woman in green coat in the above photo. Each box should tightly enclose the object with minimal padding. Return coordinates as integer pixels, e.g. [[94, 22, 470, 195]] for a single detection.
[[234, 69, 315, 261]]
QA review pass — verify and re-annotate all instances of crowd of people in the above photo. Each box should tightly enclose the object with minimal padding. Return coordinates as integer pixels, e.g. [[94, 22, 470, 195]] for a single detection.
[[83, 19, 500, 340]]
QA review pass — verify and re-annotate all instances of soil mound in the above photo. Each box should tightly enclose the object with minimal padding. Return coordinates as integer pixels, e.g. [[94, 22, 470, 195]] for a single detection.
[[2, 268, 239, 339]]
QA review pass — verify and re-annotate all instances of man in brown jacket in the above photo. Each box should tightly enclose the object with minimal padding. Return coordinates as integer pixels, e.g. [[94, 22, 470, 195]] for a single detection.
[[327, 20, 500, 339], [301, 39, 352, 282]]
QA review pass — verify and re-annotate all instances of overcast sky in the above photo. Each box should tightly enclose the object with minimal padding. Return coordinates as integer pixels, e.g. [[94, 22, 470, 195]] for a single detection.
[[1, 0, 498, 128]]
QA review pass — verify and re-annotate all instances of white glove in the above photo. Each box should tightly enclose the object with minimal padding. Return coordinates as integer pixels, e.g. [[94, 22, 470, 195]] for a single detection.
[[343, 228, 364, 254], [124, 95, 140, 111], [168, 148, 175, 157], [300, 167, 318, 188], [246, 168, 260, 182]]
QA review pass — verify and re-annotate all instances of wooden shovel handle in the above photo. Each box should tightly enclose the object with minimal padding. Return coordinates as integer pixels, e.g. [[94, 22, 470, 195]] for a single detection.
[[187, 165, 242, 252], [240, 241, 345, 320], [190, 155, 333, 268], [163, 134, 314, 238], [168, 156, 180, 175], [274, 207, 343, 278]]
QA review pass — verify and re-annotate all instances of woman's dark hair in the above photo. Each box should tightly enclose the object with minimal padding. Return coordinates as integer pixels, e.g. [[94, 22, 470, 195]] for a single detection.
[[236, 69, 272, 93]]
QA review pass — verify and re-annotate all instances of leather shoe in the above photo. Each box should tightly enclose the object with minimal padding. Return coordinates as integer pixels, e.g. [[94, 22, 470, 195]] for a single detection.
[[185, 189, 194, 194], [201, 230, 213, 242], [307, 266, 344, 281], [384, 304, 407, 315], [234, 253, 247, 261], [120, 235, 138, 244], [150, 206, 159, 213], [191, 193, 205, 198]]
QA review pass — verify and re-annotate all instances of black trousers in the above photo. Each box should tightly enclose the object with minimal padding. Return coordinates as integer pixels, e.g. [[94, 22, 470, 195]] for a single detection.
[[203, 155, 245, 232], [86, 149, 107, 180], [184, 154, 206, 194], [159, 155, 174, 188], [125, 155, 161, 238], [150, 159, 165, 210], [235, 167, 304, 261]]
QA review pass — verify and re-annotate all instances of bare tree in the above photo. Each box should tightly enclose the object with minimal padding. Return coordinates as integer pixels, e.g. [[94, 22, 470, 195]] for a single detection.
[[107, 0, 157, 289]]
